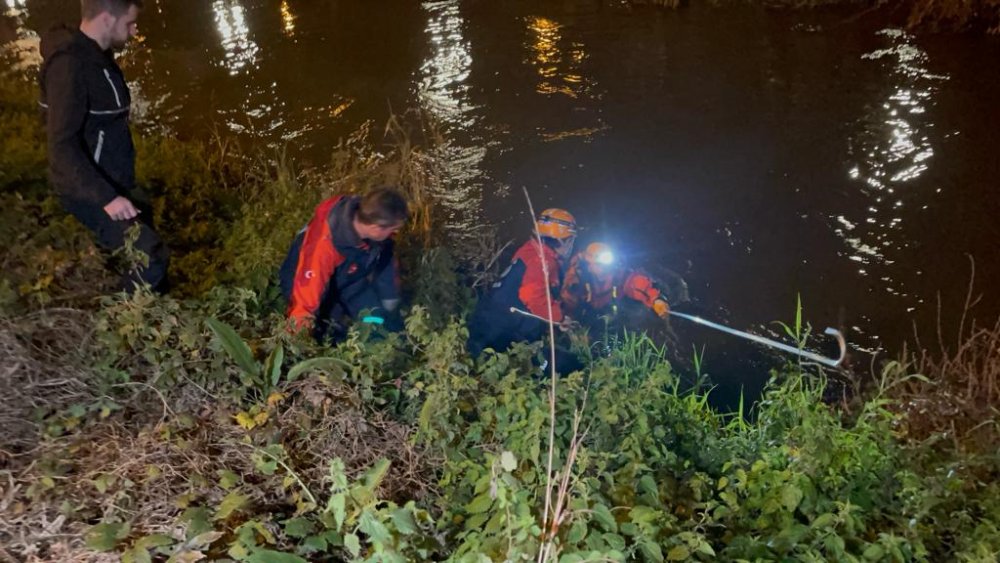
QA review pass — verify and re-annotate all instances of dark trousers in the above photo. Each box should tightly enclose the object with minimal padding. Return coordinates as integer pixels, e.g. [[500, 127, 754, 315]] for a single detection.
[[63, 198, 169, 293]]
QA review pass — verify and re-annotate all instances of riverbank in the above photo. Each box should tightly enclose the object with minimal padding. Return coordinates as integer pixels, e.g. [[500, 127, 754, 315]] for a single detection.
[[2, 65, 998, 562]]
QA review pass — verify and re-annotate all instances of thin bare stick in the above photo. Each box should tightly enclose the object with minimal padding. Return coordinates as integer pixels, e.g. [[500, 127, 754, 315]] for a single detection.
[[521, 188, 560, 559]]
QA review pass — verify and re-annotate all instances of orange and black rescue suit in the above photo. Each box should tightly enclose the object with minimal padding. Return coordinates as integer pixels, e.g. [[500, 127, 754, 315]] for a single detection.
[[561, 254, 664, 319], [468, 239, 565, 356], [279, 195, 400, 341]]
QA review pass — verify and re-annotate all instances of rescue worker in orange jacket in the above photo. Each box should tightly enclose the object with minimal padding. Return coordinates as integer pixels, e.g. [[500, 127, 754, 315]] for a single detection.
[[468, 208, 577, 357], [279, 187, 408, 342], [561, 242, 670, 325]]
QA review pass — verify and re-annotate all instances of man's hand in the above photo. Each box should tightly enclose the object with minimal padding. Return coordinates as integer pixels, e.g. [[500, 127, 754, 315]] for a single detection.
[[653, 299, 670, 319], [103, 196, 140, 221]]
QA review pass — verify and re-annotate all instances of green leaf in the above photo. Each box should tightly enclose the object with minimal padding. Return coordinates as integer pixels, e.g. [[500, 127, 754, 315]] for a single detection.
[[344, 533, 361, 558], [603, 533, 626, 551], [265, 342, 285, 387], [206, 317, 260, 381], [812, 513, 837, 529], [283, 517, 315, 539], [287, 357, 349, 382], [247, 550, 308, 563], [665, 544, 689, 561], [567, 520, 588, 544], [500, 451, 517, 472], [186, 531, 224, 549], [638, 475, 659, 501], [218, 469, 241, 490], [135, 534, 174, 550], [641, 540, 665, 562], [781, 484, 803, 512], [466, 493, 493, 514], [215, 491, 248, 520], [85, 521, 130, 552], [328, 493, 347, 531], [391, 508, 419, 535], [863, 544, 885, 561], [180, 506, 213, 539], [359, 509, 391, 545], [122, 547, 151, 563], [592, 503, 617, 532]]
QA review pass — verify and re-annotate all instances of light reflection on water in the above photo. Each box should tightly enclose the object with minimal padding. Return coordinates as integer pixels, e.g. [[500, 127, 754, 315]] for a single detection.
[[212, 0, 259, 75], [279, 0, 295, 37], [836, 28, 946, 302], [526, 15, 590, 99], [417, 0, 486, 239]]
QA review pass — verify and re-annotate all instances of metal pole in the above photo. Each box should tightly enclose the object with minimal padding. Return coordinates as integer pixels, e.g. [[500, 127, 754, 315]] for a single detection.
[[668, 311, 847, 368]]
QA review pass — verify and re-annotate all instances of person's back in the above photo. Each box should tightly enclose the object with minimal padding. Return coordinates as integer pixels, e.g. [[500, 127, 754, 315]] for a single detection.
[[468, 209, 577, 357], [39, 0, 168, 293]]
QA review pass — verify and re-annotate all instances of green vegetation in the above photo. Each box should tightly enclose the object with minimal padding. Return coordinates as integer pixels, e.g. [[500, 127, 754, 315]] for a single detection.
[[2, 63, 998, 563]]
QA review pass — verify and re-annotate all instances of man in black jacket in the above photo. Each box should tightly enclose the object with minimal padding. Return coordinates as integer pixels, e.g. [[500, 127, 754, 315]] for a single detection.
[[39, 0, 169, 293]]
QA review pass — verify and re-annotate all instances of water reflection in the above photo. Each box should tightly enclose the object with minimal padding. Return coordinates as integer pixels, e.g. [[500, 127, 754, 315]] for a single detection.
[[212, 0, 259, 75], [4, 0, 25, 10], [525, 16, 590, 98], [417, 0, 486, 240], [280, 0, 295, 37], [837, 29, 946, 300]]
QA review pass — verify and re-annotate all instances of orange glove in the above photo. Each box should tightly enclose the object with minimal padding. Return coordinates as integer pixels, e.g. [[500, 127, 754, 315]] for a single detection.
[[652, 299, 670, 319]]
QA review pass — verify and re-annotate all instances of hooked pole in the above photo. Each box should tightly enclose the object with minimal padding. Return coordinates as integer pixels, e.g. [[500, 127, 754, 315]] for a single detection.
[[509, 307, 847, 368], [668, 311, 847, 368]]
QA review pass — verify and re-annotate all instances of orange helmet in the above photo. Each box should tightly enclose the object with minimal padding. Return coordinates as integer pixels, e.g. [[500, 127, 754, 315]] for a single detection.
[[536, 208, 577, 240], [582, 242, 615, 267]]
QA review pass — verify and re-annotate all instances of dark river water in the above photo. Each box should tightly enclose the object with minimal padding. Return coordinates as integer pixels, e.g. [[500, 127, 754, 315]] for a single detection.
[[4, 0, 999, 401]]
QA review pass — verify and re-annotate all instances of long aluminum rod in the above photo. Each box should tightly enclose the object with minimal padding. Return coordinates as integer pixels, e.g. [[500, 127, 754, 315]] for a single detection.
[[668, 311, 847, 368], [509, 306, 847, 368]]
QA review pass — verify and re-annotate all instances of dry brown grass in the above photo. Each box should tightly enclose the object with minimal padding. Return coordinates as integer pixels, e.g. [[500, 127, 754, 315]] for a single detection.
[[888, 260, 1000, 453], [0, 374, 439, 561]]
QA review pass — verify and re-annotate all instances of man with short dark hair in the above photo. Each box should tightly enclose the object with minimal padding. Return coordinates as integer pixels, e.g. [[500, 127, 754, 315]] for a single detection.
[[280, 187, 408, 341], [39, 0, 169, 293]]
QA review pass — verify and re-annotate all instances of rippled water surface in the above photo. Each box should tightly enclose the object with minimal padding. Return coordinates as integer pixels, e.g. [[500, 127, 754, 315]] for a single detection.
[[5, 0, 999, 385]]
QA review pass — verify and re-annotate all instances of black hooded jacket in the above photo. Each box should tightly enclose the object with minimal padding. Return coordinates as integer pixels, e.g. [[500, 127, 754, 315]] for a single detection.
[[39, 26, 136, 208]]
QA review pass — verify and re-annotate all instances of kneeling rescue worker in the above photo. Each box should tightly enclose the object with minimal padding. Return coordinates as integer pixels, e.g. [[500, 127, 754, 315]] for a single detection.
[[468, 208, 577, 358], [280, 187, 408, 342], [561, 242, 670, 324]]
